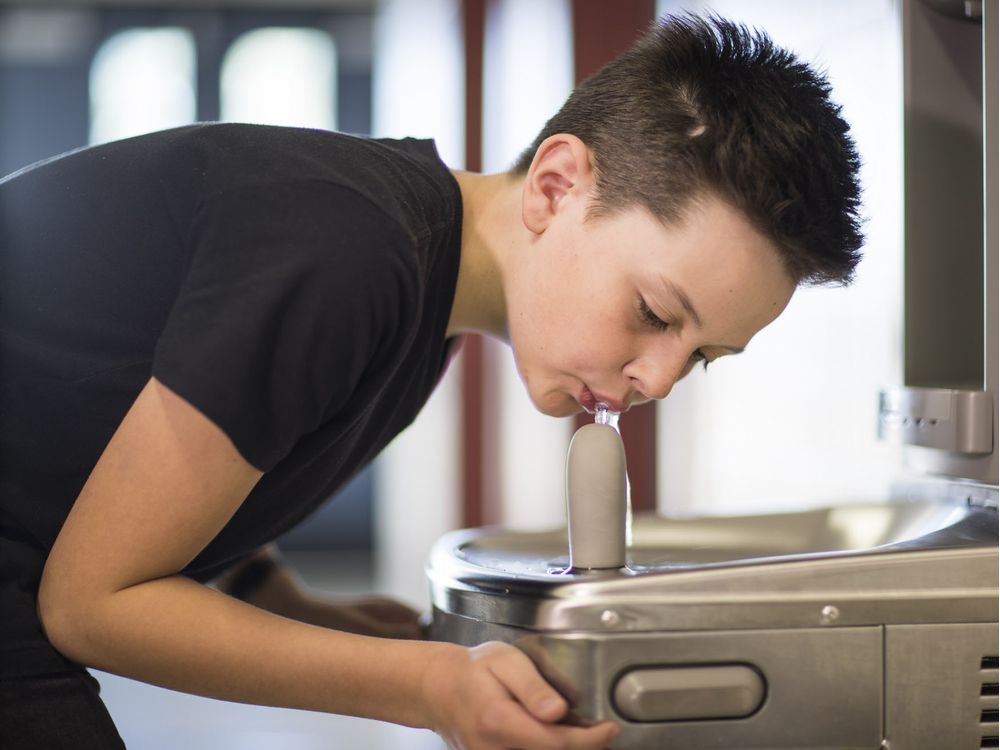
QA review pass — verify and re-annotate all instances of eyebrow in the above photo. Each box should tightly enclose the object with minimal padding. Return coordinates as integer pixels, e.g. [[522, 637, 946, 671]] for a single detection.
[[667, 280, 703, 328], [665, 280, 746, 355]]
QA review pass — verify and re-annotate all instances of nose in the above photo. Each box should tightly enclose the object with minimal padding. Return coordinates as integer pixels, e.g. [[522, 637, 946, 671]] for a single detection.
[[623, 348, 689, 402]]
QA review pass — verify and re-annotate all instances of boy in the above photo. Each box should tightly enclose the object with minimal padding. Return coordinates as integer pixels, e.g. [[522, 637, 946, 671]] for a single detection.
[[0, 14, 861, 749]]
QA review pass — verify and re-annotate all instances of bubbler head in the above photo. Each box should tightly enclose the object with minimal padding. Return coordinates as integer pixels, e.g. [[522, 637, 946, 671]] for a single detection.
[[594, 402, 620, 430]]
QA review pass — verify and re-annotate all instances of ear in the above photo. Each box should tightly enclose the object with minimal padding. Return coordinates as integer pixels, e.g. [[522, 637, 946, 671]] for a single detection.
[[521, 134, 595, 234]]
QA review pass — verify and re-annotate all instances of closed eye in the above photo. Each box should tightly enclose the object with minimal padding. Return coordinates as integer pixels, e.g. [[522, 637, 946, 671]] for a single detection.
[[637, 297, 669, 332], [638, 296, 712, 371]]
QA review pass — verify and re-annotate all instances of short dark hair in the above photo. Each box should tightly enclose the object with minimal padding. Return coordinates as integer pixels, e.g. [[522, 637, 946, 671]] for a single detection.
[[512, 13, 864, 285]]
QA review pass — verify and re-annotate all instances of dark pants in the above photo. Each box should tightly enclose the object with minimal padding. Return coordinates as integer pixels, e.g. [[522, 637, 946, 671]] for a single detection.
[[0, 669, 126, 749]]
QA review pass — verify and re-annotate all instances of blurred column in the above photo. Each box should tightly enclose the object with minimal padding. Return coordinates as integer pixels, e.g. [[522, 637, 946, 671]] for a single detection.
[[220, 28, 336, 129], [371, 0, 465, 607], [89, 27, 196, 145]]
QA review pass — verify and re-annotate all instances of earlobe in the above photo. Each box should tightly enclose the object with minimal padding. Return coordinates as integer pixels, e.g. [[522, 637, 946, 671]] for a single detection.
[[521, 134, 594, 234]]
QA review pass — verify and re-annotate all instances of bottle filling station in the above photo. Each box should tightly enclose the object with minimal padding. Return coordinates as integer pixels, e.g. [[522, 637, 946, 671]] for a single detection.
[[425, 2, 1000, 748]]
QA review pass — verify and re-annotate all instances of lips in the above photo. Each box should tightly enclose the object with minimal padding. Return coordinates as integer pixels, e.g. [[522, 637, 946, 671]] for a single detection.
[[579, 386, 627, 414]]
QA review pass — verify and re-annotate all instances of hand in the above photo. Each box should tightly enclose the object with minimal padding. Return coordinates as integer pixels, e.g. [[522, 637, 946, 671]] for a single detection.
[[212, 548, 423, 639], [312, 594, 423, 640], [424, 641, 621, 750]]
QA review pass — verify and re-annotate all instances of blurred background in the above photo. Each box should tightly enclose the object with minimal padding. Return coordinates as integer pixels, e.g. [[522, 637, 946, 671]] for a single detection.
[[0, 0, 903, 746]]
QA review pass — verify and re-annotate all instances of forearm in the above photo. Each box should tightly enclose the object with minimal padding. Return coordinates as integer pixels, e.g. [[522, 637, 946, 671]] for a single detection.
[[44, 574, 451, 727], [212, 547, 417, 637], [36, 378, 618, 748], [212, 545, 303, 618]]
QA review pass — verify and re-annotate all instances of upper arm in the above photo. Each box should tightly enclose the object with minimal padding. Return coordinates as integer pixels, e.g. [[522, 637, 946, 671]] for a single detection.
[[38, 377, 263, 631], [154, 183, 414, 472]]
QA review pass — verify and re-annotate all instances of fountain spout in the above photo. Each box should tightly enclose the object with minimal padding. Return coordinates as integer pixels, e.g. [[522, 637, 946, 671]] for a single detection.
[[566, 403, 627, 569]]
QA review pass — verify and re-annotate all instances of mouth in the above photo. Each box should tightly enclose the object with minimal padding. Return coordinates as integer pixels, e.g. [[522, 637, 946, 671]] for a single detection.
[[578, 386, 627, 414]]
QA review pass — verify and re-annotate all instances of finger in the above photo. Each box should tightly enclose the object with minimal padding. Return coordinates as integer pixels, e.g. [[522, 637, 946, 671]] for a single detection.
[[552, 721, 622, 749], [516, 639, 581, 706], [476, 698, 577, 750], [484, 647, 568, 723]]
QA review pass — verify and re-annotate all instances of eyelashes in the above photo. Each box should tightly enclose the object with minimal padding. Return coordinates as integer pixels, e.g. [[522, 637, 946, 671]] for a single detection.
[[691, 349, 711, 371], [637, 296, 710, 371], [637, 297, 669, 331]]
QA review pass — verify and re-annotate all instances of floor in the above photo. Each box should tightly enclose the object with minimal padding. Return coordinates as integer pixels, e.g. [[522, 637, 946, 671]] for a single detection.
[[93, 550, 448, 749]]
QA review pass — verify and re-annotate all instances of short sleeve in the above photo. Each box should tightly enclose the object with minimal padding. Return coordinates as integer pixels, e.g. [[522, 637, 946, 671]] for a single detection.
[[153, 181, 417, 471]]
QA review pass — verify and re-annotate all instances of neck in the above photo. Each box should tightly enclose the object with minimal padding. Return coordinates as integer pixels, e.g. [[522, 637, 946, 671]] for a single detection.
[[446, 169, 522, 340]]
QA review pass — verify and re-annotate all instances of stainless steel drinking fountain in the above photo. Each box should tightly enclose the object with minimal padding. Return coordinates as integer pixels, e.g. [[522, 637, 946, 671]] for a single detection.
[[426, 1, 999, 748], [428, 494, 998, 748]]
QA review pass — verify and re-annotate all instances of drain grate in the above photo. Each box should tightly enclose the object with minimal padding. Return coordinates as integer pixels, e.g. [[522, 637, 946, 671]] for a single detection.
[[982, 655, 999, 749]]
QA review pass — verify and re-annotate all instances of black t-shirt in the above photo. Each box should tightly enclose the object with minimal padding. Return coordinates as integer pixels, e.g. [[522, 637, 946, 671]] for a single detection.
[[0, 123, 463, 677]]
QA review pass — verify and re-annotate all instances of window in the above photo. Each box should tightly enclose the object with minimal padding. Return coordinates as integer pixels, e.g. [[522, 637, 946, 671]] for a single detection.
[[89, 27, 195, 145], [221, 27, 337, 130]]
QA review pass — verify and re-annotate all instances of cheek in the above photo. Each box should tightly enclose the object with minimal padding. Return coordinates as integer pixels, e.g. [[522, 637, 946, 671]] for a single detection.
[[508, 288, 570, 359], [506, 258, 629, 374]]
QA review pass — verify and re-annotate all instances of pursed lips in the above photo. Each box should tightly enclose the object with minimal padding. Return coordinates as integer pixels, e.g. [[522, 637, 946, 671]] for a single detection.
[[579, 386, 627, 414]]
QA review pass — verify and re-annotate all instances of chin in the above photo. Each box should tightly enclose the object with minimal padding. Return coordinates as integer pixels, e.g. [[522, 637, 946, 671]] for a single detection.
[[532, 391, 581, 418]]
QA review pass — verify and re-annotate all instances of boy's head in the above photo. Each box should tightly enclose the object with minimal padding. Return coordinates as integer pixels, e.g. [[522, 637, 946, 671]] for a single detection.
[[512, 13, 864, 286]]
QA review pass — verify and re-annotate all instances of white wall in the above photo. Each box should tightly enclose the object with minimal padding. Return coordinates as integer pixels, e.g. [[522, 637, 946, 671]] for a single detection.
[[655, 0, 904, 516], [371, 0, 465, 165]]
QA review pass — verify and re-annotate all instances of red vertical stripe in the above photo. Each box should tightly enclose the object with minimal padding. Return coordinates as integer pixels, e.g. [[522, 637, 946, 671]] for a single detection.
[[460, 0, 499, 529], [571, 0, 655, 83]]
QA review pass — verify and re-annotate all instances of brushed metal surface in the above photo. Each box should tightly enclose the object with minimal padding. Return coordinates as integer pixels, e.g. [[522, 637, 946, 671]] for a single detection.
[[427, 494, 998, 747], [884, 622, 1000, 749], [611, 664, 765, 722], [428, 502, 998, 632], [879, 386, 994, 453], [427, 623, 884, 749]]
